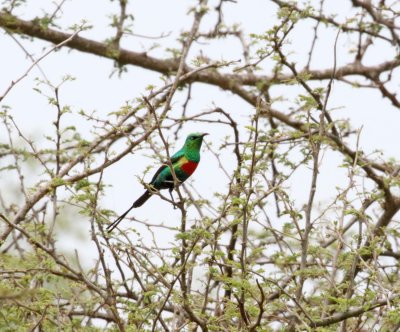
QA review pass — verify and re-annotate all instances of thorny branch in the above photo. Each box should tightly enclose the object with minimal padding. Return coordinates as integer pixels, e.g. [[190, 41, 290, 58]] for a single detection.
[[1, 0, 400, 330]]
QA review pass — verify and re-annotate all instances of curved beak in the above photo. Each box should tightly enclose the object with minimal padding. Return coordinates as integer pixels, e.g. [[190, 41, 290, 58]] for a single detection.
[[201, 133, 209, 137]]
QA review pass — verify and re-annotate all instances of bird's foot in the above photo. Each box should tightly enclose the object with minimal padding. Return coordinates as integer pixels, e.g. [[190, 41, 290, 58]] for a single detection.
[[173, 200, 185, 209]]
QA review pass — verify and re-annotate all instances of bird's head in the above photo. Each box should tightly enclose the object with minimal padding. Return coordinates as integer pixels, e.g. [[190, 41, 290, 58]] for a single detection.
[[184, 133, 208, 150]]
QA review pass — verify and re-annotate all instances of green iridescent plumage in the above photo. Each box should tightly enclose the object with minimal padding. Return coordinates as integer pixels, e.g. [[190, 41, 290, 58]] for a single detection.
[[107, 133, 208, 232]]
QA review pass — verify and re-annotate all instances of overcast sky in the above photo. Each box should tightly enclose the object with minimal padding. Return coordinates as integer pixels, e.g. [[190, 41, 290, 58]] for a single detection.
[[1, 0, 400, 263]]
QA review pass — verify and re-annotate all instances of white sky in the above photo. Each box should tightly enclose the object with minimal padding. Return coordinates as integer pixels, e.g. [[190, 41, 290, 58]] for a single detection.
[[1, 0, 400, 265]]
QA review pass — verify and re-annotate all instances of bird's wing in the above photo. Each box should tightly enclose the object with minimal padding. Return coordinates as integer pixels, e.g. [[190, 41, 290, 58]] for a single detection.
[[149, 164, 168, 184], [170, 148, 185, 164], [149, 149, 184, 184]]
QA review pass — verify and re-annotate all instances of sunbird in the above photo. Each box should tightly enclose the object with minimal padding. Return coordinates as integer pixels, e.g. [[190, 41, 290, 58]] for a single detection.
[[107, 133, 208, 232]]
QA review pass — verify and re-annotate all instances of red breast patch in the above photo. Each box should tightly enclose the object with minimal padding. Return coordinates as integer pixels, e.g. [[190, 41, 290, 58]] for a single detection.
[[181, 160, 198, 175]]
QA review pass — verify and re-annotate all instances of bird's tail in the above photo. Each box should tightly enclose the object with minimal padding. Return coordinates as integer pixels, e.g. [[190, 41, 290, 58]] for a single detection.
[[132, 190, 152, 208], [107, 190, 152, 232]]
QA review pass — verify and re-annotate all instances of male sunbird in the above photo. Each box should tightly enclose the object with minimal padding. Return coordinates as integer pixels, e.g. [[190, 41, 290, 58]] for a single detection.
[[107, 133, 208, 232]]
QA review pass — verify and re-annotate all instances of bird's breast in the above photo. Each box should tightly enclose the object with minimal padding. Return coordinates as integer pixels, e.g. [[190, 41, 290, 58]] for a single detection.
[[180, 158, 199, 175]]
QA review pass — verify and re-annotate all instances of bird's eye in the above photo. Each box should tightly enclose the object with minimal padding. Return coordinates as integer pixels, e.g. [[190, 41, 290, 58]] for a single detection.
[[191, 136, 196, 140]]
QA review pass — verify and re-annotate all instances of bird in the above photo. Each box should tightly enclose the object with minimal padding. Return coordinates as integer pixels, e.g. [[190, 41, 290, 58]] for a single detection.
[[107, 132, 208, 232]]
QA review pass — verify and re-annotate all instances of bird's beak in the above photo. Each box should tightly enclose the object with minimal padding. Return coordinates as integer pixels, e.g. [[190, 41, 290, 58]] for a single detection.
[[201, 133, 209, 137]]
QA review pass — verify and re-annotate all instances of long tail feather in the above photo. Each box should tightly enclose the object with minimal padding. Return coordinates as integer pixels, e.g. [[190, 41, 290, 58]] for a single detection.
[[132, 190, 152, 208], [107, 190, 152, 232], [106, 204, 135, 232]]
